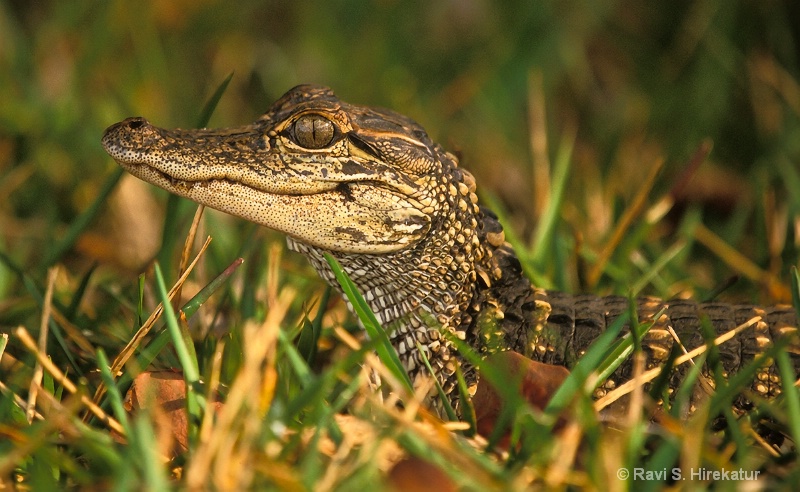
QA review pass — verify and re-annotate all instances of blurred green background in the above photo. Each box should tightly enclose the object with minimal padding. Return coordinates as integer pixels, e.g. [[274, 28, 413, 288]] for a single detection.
[[1, 0, 799, 305]]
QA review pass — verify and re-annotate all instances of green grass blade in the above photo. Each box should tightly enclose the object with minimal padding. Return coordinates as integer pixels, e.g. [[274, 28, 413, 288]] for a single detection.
[[630, 240, 688, 296], [137, 274, 146, 328], [280, 342, 371, 424], [708, 339, 791, 417], [153, 263, 202, 446], [531, 130, 574, 267], [593, 307, 662, 383], [114, 260, 245, 395], [195, 71, 234, 128], [181, 257, 244, 319], [670, 352, 706, 418], [636, 436, 680, 492], [415, 340, 457, 421], [648, 345, 680, 412], [721, 405, 748, 462], [791, 266, 800, 320], [296, 285, 331, 364], [131, 416, 170, 491], [545, 311, 629, 416], [65, 263, 97, 319], [777, 158, 800, 212], [478, 192, 545, 287], [96, 349, 130, 436], [0, 250, 82, 375], [153, 264, 199, 383], [278, 329, 313, 385], [454, 363, 476, 434], [777, 349, 800, 447], [785, 266, 800, 445], [324, 253, 413, 391], [296, 317, 318, 365]]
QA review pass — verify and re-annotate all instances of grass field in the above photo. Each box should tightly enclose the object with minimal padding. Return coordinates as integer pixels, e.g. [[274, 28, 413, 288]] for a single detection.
[[1, 1, 799, 489]]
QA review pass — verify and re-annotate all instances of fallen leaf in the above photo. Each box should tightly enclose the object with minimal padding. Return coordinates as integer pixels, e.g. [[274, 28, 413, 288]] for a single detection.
[[471, 351, 569, 444], [124, 370, 222, 455], [387, 456, 457, 492]]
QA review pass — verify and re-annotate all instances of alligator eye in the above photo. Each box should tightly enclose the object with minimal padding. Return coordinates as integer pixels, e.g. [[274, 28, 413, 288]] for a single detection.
[[292, 114, 335, 149]]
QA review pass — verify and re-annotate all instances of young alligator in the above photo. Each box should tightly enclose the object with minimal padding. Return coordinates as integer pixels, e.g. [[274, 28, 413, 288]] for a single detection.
[[102, 84, 799, 415]]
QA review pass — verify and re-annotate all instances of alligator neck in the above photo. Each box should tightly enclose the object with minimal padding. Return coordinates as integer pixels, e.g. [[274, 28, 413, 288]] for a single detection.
[[287, 150, 527, 394]]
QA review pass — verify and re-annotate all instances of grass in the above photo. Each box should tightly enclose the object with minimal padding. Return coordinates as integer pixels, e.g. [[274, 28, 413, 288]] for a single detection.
[[1, 1, 800, 489]]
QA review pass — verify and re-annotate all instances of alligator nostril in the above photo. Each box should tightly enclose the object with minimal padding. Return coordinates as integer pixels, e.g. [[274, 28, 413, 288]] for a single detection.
[[127, 118, 146, 130]]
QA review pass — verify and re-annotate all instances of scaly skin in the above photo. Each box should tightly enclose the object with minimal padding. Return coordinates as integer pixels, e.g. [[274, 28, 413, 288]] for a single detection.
[[102, 84, 799, 413]]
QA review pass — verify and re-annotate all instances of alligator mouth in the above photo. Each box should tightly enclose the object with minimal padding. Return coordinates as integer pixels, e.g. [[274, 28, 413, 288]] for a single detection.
[[102, 121, 404, 199], [124, 160, 386, 203]]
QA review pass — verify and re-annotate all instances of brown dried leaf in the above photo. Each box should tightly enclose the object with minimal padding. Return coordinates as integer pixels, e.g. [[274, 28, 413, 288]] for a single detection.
[[472, 351, 569, 443], [387, 456, 457, 492], [124, 370, 223, 456]]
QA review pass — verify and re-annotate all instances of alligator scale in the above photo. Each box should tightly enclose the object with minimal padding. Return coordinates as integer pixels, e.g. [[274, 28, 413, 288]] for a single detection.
[[102, 85, 799, 414]]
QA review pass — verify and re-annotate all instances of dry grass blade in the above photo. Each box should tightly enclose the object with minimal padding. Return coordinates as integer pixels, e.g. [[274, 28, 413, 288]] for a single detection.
[[173, 204, 205, 311], [528, 69, 550, 218], [14, 326, 125, 435], [87, 236, 212, 411], [666, 139, 713, 200], [747, 53, 800, 116], [197, 339, 226, 447], [0, 392, 87, 478], [374, 398, 501, 489], [625, 352, 646, 426], [543, 420, 584, 488], [332, 325, 417, 409], [185, 287, 295, 490], [594, 316, 761, 410], [693, 223, 790, 301], [748, 427, 782, 458], [0, 333, 43, 421], [26, 266, 58, 423], [48, 308, 95, 355], [664, 323, 717, 397], [587, 157, 666, 288]]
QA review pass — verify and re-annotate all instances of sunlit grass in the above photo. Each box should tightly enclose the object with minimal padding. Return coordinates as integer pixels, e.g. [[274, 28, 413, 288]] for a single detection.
[[1, 1, 799, 489]]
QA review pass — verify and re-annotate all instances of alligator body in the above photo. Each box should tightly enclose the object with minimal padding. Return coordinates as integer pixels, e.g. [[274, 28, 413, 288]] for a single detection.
[[102, 85, 799, 413]]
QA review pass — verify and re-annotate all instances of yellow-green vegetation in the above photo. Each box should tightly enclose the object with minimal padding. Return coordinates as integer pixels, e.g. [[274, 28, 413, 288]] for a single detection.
[[1, 1, 799, 489]]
